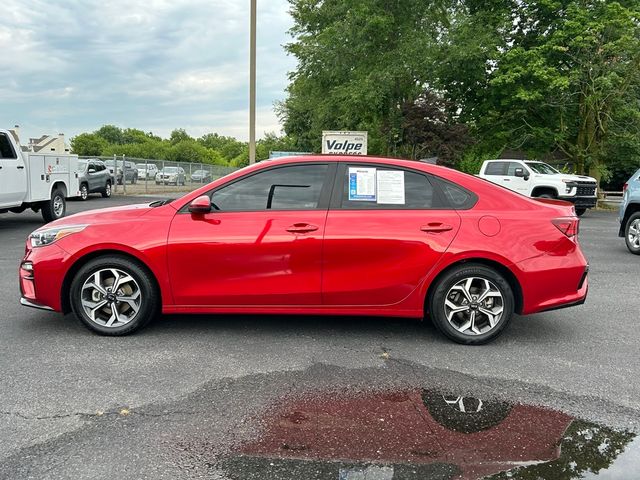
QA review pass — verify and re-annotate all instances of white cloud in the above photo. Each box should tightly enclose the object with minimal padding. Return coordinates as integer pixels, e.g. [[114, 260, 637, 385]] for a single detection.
[[0, 0, 296, 142]]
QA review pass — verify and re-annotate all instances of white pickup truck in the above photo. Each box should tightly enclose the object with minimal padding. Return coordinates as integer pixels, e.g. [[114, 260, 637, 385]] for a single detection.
[[0, 128, 80, 222], [478, 159, 598, 216]]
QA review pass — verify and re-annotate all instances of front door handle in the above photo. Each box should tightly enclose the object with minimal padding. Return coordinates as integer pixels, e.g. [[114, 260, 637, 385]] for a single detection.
[[421, 223, 453, 233], [17, 165, 25, 169], [286, 223, 319, 234]]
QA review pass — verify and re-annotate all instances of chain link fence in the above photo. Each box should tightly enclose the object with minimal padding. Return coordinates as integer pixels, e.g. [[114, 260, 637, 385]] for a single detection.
[[79, 155, 238, 195]]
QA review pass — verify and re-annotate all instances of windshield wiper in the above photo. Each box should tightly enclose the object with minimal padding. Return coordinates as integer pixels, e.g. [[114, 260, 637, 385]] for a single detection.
[[149, 199, 173, 207]]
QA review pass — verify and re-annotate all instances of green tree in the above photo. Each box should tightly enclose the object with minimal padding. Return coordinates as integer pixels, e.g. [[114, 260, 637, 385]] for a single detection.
[[198, 133, 245, 161], [436, 1, 640, 185], [70, 133, 107, 156], [169, 128, 193, 145], [280, 0, 449, 154], [95, 124, 124, 145]]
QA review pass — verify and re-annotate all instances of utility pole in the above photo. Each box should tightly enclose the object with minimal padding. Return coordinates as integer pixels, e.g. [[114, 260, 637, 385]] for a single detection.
[[249, 0, 257, 164]]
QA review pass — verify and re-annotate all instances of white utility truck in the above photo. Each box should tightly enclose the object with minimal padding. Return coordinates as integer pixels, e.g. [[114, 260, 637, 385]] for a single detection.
[[0, 128, 80, 222], [478, 159, 598, 216]]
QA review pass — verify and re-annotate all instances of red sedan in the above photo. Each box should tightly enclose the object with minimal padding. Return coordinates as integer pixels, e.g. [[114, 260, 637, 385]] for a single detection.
[[19, 156, 588, 344]]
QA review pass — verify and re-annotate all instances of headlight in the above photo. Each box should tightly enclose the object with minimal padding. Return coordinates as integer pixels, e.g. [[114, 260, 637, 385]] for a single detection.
[[30, 225, 88, 248]]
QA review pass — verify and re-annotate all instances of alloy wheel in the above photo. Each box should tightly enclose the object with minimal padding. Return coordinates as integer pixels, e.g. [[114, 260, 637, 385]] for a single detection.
[[628, 219, 640, 249], [53, 195, 65, 218], [80, 268, 142, 328], [443, 277, 504, 335]]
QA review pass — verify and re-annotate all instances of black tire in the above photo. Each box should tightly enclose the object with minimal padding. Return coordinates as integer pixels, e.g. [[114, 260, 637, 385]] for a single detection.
[[70, 256, 159, 336], [624, 212, 640, 255], [428, 264, 515, 345], [41, 189, 66, 222], [537, 192, 555, 199], [101, 181, 112, 198], [422, 390, 512, 434], [575, 208, 587, 216], [79, 183, 89, 201]]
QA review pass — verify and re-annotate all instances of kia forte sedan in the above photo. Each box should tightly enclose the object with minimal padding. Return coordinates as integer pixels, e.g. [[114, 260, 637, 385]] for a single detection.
[[19, 156, 588, 344]]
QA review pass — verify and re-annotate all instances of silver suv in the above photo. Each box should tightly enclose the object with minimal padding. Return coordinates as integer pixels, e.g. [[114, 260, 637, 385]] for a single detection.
[[77, 159, 112, 200], [619, 168, 640, 254]]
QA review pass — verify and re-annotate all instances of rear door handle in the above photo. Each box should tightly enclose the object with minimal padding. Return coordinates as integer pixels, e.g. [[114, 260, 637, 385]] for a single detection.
[[17, 165, 25, 169], [286, 223, 319, 234], [421, 223, 453, 233]]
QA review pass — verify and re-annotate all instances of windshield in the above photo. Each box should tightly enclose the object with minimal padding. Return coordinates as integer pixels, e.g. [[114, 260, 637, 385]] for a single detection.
[[78, 160, 88, 171], [163, 167, 179, 173], [525, 162, 559, 175]]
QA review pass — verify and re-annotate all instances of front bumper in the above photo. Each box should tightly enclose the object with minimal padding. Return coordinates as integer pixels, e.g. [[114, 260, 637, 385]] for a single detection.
[[19, 243, 70, 312], [558, 195, 597, 208], [20, 297, 54, 311]]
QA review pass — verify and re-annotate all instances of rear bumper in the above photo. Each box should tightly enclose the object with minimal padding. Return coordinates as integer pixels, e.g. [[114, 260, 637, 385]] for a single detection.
[[517, 248, 589, 315]]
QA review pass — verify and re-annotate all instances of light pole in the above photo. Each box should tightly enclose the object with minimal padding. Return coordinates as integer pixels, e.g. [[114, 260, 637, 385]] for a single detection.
[[249, 0, 257, 164]]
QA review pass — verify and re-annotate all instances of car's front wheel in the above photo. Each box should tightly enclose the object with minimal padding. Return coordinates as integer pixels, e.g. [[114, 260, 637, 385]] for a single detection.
[[79, 183, 89, 201], [70, 256, 159, 335], [625, 212, 640, 255], [428, 264, 514, 345]]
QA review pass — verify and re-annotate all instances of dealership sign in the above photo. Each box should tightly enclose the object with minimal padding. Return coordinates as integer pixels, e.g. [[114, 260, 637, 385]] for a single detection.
[[322, 131, 367, 155]]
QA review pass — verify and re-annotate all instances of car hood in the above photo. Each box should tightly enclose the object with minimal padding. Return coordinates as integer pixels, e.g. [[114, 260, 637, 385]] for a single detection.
[[539, 173, 597, 183], [37, 203, 154, 230]]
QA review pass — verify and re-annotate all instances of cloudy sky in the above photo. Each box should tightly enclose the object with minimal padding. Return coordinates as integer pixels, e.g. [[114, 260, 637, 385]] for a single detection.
[[0, 0, 295, 143]]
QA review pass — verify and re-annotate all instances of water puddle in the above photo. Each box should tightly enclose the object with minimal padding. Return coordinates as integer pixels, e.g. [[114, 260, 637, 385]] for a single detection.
[[217, 388, 637, 479]]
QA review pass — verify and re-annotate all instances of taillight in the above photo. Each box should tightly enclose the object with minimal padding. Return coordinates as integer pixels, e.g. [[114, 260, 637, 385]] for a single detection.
[[552, 217, 579, 238], [623, 183, 628, 193]]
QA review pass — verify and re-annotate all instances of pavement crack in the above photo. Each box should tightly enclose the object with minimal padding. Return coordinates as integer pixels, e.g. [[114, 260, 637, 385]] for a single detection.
[[0, 409, 201, 420]]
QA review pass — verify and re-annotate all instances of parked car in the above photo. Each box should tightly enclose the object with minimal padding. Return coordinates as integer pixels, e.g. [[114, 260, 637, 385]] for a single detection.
[[190, 169, 212, 183], [618, 168, 640, 254], [136, 163, 158, 180], [155, 166, 186, 185], [77, 159, 112, 200], [19, 155, 588, 344], [0, 128, 79, 223], [478, 159, 598, 216], [104, 160, 138, 185]]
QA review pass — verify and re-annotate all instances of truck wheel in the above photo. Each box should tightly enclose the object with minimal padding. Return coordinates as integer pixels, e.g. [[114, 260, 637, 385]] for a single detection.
[[537, 193, 555, 199], [70, 256, 159, 335], [428, 264, 514, 345], [79, 183, 89, 201], [625, 213, 640, 255], [101, 182, 112, 198], [575, 208, 586, 216], [42, 189, 66, 222]]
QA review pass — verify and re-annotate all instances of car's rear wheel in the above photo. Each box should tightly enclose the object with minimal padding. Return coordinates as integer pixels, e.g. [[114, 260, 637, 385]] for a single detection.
[[625, 213, 640, 255], [41, 189, 66, 222], [70, 256, 159, 335], [429, 264, 514, 345], [101, 181, 112, 198], [79, 183, 89, 201]]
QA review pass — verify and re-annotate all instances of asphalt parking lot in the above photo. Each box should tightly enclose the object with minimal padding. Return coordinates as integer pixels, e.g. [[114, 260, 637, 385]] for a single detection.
[[1, 197, 639, 479]]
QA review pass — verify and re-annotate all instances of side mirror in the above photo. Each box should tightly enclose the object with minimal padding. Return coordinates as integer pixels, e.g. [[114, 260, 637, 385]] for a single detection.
[[188, 195, 212, 214], [514, 167, 529, 180], [88, 167, 96, 173]]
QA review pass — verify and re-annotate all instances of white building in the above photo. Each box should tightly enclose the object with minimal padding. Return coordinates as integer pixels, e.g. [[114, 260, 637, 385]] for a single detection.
[[8, 125, 70, 153]]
